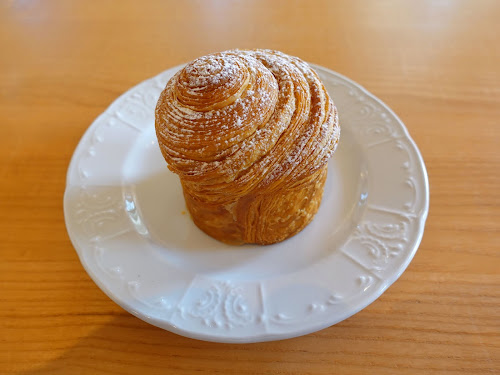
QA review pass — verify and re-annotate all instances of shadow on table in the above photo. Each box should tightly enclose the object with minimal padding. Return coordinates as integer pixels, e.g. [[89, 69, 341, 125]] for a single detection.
[[20, 313, 348, 375]]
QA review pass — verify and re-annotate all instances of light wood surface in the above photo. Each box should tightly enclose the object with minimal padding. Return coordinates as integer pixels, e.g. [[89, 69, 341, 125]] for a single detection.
[[1, 1, 499, 374]]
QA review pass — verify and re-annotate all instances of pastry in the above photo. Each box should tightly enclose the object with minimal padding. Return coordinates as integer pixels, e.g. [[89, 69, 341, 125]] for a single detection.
[[155, 49, 340, 245]]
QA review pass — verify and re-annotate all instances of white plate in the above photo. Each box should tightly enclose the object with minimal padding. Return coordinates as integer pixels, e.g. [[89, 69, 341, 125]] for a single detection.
[[64, 64, 429, 343]]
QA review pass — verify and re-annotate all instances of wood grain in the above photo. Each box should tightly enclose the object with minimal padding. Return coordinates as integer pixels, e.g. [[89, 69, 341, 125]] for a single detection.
[[1, 0, 499, 374]]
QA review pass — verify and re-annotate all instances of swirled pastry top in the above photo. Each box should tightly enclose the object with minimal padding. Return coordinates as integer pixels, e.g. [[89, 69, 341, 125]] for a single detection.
[[155, 49, 340, 194]]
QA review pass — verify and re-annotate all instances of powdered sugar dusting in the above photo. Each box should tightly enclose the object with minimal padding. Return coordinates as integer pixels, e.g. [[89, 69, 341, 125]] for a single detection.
[[155, 49, 340, 203]]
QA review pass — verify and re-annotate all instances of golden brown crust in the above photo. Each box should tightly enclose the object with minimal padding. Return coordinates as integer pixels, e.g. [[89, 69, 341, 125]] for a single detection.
[[155, 49, 340, 245]]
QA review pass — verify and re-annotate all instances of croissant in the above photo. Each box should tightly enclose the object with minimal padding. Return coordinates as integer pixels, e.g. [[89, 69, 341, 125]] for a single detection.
[[155, 49, 340, 245]]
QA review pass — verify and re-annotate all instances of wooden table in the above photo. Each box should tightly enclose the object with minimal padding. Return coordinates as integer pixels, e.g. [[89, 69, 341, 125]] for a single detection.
[[1, 1, 499, 374]]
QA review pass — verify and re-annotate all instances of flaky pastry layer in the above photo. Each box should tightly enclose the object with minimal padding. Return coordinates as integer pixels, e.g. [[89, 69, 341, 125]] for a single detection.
[[155, 49, 340, 245]]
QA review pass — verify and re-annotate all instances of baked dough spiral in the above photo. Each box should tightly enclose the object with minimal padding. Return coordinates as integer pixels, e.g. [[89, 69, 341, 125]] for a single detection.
[[155, 49, 340, 245]]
